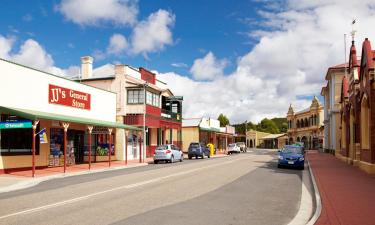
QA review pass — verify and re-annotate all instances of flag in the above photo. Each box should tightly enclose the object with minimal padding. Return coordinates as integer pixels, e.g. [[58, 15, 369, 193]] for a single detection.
[[38, 128, 48, 144]]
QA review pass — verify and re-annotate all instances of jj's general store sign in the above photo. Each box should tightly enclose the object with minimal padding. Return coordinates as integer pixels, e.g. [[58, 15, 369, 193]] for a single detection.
[[48, 84, 91, 110]]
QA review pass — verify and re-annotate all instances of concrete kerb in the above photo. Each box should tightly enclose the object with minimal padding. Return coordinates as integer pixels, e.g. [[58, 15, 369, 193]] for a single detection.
[[287, 159, 322, 225], [0, 162, 148, 194], [305, 159, 322, 225]]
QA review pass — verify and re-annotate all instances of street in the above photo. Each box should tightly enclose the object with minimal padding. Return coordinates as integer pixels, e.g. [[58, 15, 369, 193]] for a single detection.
[[0, 150, 304, 225]]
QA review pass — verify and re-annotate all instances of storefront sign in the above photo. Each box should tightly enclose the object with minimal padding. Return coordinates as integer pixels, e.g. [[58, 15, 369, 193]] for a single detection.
[[92, 126, 110, 134], [0, 121, 32, 129], [49, 84, 91, 110]]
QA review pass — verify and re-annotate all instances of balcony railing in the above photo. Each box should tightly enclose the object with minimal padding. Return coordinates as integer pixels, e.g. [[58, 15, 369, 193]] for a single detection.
[[161, 109, 181, 121]]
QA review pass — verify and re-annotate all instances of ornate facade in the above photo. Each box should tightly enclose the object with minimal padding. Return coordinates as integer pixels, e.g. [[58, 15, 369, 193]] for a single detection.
[[286, 97, 324, 149], [338, 38, 375, 174]]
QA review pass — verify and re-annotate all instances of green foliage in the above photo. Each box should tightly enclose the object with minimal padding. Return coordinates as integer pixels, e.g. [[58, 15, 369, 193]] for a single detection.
[[233, 117, 287, 134], [217, 113, 230, 127]]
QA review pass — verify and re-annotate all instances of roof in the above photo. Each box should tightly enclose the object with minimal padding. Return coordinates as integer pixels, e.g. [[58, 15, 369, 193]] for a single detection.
[[182, 118, 201, 127], [125, 75, 163, 92], [0, 106, 141, 130], [259, 133, 286, 140]]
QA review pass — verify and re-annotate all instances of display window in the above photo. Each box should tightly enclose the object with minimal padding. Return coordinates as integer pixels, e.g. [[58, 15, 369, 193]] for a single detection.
[[0, 114, 40, 155]]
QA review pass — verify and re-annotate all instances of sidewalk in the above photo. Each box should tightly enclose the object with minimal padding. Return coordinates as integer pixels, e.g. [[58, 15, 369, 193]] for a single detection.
[[307, 150, 375, 225]]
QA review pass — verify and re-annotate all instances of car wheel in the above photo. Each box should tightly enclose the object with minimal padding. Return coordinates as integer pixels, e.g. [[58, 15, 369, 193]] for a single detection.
[[188, 156, 192, 160], [195, 155, 198, 159], [180, 154, 183, 162], [300, 166, 304, 170], [170, 155, 174, 163], [277, 164, 281, 168], [154, 160, 158, 164], [208, 154, 211, 158]]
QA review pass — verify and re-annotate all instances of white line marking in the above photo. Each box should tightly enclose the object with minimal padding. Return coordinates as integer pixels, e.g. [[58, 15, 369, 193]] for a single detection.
[[0, 156, 252, 220]]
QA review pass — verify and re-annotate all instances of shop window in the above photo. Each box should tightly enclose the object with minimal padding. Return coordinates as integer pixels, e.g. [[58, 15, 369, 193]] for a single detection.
[[146, 91, 153, 105], [0, 114, 40, 155]]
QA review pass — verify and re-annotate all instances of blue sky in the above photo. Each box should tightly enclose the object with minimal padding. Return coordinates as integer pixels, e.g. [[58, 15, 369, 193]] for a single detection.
[[1, 1, 375, 123], [0, 0, 264, 75]]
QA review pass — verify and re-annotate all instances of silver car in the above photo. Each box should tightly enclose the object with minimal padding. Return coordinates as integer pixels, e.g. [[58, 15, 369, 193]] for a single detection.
[[153, 144, 184, 164]]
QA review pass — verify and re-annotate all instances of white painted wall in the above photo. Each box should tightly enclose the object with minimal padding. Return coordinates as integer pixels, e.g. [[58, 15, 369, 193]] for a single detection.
[[0, 59, 117, 122]]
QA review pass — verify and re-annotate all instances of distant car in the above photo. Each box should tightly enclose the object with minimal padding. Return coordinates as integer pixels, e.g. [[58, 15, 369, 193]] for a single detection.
[[153, 144, 184, 164], [188, 142, 210, 159], [278, 145, 305, 170], [236, 142, 246, 152], [228, 143, 241, 154]]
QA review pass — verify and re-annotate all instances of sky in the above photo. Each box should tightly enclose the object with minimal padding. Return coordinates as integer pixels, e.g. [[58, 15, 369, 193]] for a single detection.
[[1, 0, 375, 124]]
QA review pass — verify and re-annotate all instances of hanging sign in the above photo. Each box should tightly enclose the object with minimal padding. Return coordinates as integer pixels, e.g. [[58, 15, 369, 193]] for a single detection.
[[48, 84, 91, 110], [0, 121, 32, 129], [37, 128, 48, 144]]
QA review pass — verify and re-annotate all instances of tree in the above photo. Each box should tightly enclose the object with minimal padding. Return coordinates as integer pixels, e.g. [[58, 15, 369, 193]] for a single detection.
[[271, 117, 288, 133], [217, 113, 230, 127], [257, 118, 280, 134]]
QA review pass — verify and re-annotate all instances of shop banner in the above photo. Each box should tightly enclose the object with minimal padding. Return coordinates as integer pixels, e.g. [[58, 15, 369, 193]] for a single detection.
[[0, 121, 32, 129], [48, 84, 91, 110], [37, 128, 48, 144]]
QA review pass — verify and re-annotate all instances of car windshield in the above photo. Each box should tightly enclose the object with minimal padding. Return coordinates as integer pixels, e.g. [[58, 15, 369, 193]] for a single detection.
[[228, 144, 235, 147], [156, 145, 168, 150], [282, 146, 302, 154], [189, 143, 199, 148]]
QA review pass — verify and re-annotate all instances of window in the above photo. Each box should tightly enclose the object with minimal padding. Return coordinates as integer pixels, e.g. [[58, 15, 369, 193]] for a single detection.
[[361, 97, 370, 149], [127, 90, 144, 104], [0, 114, 40, 155], [146, 91, 153, 105], [146, 91, 160, 107]]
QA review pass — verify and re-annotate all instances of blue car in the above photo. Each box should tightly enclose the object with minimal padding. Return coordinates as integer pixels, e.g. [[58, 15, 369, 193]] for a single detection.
[[278, 145, 305, 170]]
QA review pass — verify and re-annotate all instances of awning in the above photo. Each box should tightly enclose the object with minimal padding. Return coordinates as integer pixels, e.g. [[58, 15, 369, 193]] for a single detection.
[[0, 106, 141, 130], [199, 127, 221, 132]]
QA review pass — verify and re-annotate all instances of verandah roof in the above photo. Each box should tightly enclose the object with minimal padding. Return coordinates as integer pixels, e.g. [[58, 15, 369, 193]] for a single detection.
[[0, 106, 141, 130]]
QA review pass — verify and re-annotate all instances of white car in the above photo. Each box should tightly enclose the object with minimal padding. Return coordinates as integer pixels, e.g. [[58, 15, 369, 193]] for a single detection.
[[228, 143, 241, 154], [153, 144, 184, 164]]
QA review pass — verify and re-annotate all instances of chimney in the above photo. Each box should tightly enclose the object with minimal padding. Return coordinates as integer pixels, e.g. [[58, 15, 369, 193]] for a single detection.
[[81, 56, 93, 79], [115, 64, 125, 76]]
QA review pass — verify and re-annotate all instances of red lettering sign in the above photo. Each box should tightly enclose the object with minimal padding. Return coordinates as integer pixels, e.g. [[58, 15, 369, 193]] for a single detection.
[[48, 84, 91, 110]]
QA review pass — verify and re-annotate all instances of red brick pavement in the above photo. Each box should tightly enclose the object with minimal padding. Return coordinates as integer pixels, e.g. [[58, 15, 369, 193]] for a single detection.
[[307, 151, 375, 225]]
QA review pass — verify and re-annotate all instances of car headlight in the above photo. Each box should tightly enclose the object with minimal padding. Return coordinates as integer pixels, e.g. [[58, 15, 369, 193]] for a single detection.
[[278, 155, 283, 160], [299, 157, 304, 161]]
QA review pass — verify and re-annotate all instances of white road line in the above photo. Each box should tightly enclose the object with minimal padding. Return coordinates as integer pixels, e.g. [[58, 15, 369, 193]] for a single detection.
[[0, 156, 253, 220]]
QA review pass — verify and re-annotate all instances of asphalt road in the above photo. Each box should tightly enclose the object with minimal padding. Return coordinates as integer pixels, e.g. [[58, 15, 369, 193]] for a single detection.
[[0, 149, 303, 225]]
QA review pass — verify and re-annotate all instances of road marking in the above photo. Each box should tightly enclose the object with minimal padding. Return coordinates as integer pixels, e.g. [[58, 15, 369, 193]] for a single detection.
[[0, 155, 254, 220]]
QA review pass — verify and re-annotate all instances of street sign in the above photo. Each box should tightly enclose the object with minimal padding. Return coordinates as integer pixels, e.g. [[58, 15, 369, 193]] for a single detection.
[[0, 121, 32, 129]]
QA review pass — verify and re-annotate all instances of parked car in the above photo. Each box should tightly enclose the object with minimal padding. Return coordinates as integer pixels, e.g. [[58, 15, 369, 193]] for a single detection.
[[153, 144, 184, 164], [236, 142, 246, 152], [188, 142, 210, 159], [228, 143, 241, 154], [277, 145, 305, 170]]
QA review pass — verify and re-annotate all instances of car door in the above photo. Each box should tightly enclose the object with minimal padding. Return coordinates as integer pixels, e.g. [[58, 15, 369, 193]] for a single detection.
[[171, 145, 180, 160]]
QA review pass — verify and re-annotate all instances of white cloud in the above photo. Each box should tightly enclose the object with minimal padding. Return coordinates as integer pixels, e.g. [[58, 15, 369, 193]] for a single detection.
[[190, 52, 228, 80], [107, 33, 128, 55], [158, 0, 375, 123], [130, 9, 175, 55], [171, 62, 188, 68], [0, 35, 15, 58], [0, 35, 78, 77], [57, 0, 138, 27]]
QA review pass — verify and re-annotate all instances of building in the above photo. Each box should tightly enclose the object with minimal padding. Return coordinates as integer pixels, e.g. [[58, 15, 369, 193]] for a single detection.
[[337, 37, 375, 174], [286, 97, 324, 149], [259, 133, 287, 149], [246, 129, 271, 148], [79, 57, 182, 159], [320, 63, 347, 153], [0, 58, 140, 176], [182, 118, 235, 153]]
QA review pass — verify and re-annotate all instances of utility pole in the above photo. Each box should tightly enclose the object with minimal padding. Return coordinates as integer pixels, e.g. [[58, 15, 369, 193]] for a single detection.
[[245, 120, 248, 150]]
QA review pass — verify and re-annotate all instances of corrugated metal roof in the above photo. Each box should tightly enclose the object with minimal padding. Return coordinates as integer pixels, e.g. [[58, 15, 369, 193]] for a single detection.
[[260, 133, 286, 140]]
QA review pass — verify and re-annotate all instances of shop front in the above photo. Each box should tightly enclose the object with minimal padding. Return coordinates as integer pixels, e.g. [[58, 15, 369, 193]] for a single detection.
[[0, 58, 140, 176]]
